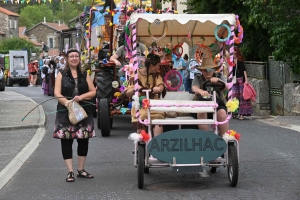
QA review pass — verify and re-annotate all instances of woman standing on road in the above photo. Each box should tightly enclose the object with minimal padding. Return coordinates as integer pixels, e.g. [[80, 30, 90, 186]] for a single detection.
[[232, 46, 252, 120], [53, 49, 96, 182]]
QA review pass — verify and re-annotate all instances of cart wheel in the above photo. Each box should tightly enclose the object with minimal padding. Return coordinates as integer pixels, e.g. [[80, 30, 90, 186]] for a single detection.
[[227, 143, 239, 187], [209, 167, 217, 173], [98, 98, 111, 137], [137, 143, 145, 189]]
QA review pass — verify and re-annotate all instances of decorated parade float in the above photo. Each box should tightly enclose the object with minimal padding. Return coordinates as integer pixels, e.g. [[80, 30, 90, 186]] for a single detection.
[[78, 0, 244, 189], [124, 13, 243, 188]]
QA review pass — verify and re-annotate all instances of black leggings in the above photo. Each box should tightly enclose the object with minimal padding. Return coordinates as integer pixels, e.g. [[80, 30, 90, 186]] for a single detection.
[[61, 139, 89, 160]]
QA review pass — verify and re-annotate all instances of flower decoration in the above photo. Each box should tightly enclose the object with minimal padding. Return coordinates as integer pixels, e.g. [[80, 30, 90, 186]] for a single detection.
[[120, 107, 127, 115], [234, 15, 244, 44], [114, 92, 122, 98], [128, 130, 150, 143], [226, 58, 236, 67], [223, 130, 241, 142], [87, 69, 91, 75], [127, 102, 132, 110], [145, 7, 153, 13], [120, 76, 126, 82], [163, 47, 172, 54], [128, 132, 142, 143], [119, 85, 125, 93], [226, 98, 239, 113], [112, 98, 118, 103], [140, 130, 150, 142], [142, 98, 150, 110]]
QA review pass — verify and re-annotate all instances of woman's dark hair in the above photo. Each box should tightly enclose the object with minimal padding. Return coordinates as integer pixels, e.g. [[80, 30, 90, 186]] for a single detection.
[[145, 53, 160, 68], [66, 49, 80, 57], [183, 54, 188, 60], [144, 53, 161, 88], [234, 46, 244, 62], [49, 60, 56, 70]]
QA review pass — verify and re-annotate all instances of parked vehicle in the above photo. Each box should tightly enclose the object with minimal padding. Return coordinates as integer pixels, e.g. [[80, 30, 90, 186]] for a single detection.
[[0, 67, 5, 91], [6, 50, 29, 87]]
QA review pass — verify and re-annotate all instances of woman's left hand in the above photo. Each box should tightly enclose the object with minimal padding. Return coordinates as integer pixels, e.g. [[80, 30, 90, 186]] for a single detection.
[[73, 95, 83, 102]]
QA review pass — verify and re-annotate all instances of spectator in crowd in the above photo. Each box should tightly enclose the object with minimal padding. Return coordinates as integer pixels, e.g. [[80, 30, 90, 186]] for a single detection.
[[232, 46, 252, 120], [172, 54, 186, 91]]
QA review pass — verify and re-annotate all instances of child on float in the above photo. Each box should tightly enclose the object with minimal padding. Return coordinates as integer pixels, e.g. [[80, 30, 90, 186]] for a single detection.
[[124, 53, 166, 137], [191, 57, 229, 136]]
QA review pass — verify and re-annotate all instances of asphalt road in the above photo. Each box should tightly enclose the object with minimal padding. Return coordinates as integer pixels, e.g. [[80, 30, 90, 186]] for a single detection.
[[0, 86, 299, 200]]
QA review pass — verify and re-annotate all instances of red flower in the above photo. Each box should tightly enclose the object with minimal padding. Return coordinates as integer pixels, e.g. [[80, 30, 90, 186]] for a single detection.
[[234, 133, 241, 141], [142, 98, 150, 109], [141, 130, 150, 141]]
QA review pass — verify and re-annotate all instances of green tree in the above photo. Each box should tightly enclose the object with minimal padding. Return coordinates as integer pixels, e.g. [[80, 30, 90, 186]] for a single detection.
[[244, 0, 300, 73], [19, 4, 56, 28], [56, 2, 79, 25], [180, 0, 273, 62]]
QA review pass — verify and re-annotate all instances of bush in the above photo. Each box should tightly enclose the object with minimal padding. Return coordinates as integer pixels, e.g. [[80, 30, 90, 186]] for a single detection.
[[0, 37, 35, 51], [0, 37, 41, 60]]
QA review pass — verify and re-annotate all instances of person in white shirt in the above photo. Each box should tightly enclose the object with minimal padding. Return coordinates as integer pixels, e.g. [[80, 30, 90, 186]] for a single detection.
[[55, 57, 66, 78]]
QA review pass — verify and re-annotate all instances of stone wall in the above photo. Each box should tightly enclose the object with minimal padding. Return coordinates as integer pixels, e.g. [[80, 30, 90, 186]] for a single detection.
[[0, 13, 19, 38], [249, 78, 271, 116], [26, 23, 59, 49], [283, 83, 300, 116]]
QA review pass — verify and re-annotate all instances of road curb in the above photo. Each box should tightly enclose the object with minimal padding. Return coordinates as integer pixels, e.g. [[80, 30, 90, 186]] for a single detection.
[[0, 91, 46, 130], [0, 127, 46, 190], [0, 91, 46, 190], [258, 118, 300, 133]]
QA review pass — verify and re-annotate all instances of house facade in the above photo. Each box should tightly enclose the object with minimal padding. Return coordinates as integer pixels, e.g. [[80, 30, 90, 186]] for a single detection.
[[19, 27, 42, 48], [25, 22, 69, 56], [0, 7, 20, 40]]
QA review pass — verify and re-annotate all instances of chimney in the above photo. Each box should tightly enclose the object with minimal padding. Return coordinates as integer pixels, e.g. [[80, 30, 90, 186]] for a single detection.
[[59, 20, 60, 26], [44, 17, 46, 23]]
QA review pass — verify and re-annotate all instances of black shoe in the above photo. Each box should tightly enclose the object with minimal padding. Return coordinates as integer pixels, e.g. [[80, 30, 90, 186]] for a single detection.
[[66, 171, 75, 182], [77, 169, 94, 178]]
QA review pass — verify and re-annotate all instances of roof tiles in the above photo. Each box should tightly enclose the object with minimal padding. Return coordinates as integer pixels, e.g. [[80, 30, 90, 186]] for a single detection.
[[0, 7, 19, 17]]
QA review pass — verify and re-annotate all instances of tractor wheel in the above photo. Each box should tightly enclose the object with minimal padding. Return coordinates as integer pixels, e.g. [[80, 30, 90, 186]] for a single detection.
[[98, 98, 111, 137], [96, 70, 114, 103]]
